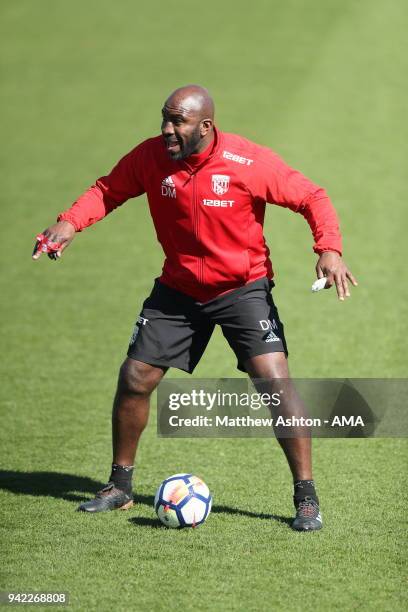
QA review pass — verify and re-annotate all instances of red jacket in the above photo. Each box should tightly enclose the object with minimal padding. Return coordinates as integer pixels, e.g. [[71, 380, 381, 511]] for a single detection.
[[58, 128, 342, 302]]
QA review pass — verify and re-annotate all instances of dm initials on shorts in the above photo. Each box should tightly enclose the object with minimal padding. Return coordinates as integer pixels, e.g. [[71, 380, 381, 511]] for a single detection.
[[259, 319, 278, 331]]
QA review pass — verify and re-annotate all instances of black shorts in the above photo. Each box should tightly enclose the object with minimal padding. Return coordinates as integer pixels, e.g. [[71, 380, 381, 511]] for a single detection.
[[127, 277, 288, 373]]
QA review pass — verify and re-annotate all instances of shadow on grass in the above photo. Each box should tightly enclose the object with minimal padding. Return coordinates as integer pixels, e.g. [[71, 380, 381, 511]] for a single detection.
[[0, 470, 292, 526], [129, 508, 291, 529], [0, 470, 105, 503], [129, 516, 166, 529], [211, 504, 292, 526]]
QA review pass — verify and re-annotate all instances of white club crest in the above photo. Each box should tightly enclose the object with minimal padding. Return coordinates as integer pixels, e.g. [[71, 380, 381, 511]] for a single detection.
[[211, 174, 230, 196]]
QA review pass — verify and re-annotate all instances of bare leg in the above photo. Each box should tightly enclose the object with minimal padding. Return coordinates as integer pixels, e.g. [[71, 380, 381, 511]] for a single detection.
[[112, 358, 167, 466], [244, 353, 322, 530], [77, 358, 167, 512], [244, 353, 312, 481]]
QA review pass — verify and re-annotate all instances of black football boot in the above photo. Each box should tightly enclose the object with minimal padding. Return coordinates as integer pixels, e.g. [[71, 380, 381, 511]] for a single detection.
[[292, 496, 323, 531], [77, 482, 133, 513]]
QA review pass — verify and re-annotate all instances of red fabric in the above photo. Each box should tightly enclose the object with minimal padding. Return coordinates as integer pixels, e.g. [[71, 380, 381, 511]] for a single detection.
[[58, 128, 342, 302]]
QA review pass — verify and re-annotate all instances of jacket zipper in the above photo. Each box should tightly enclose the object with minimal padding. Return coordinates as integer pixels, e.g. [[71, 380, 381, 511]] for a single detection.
[[192, 173, 204, 284]]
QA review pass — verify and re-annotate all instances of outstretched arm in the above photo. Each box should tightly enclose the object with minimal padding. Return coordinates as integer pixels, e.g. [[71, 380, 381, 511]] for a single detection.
[[253, 148, 358, 300], [32, 143, 146, 262]]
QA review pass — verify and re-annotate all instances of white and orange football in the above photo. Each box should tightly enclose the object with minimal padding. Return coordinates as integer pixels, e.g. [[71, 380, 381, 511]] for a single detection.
[[154, 474, 212, 528]]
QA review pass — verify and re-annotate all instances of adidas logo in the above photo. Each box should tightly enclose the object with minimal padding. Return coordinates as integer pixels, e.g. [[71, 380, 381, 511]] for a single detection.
[[161, 176, 176, 198], [264, 331, 280, 343]]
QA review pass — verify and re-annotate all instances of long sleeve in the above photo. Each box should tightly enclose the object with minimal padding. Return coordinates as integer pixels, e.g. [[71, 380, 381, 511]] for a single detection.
[[58, 143, 147, 231], [251, 149, 342, 255]]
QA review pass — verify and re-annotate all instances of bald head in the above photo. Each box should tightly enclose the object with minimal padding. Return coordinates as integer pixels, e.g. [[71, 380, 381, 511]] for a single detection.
[[165, 85, 215, 121], [161, 85, 215, 160]]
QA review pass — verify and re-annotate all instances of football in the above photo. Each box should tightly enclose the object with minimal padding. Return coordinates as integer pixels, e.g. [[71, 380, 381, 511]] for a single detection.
[[154, 473, 212, 528]]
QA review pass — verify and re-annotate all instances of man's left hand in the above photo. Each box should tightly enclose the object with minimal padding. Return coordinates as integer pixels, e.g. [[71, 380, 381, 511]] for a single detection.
[[316, 251, 358, 301]]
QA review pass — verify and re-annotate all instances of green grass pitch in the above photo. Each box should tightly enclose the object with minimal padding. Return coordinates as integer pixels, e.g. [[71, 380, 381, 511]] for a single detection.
[[0, 0, 407, 610]]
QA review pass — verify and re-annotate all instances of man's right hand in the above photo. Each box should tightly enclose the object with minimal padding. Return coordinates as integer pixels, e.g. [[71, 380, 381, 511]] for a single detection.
[[32, 220, 76, 260]]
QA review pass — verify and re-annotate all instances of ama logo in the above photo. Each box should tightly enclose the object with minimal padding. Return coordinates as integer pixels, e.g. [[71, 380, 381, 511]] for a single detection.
[[161, 176, 176, 198]]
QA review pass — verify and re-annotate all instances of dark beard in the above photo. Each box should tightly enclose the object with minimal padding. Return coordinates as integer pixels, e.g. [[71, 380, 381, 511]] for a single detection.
[[174, 127, 202, 160]]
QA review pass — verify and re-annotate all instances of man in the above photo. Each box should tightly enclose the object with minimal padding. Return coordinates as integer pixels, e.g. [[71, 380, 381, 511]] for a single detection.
[[33, 85, 357, 531]]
